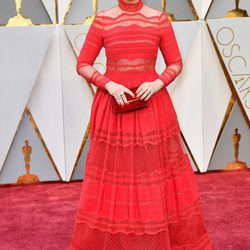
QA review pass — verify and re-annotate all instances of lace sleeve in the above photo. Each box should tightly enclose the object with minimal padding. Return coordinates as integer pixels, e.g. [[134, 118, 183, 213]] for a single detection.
[[157, 12, 183, 88], [76, 12, 111, 90]]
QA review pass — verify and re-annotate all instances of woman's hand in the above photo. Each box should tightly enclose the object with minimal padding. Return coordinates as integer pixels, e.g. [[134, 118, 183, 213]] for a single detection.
[[105, 81, 135, 106], [136, 79, 165, 100]]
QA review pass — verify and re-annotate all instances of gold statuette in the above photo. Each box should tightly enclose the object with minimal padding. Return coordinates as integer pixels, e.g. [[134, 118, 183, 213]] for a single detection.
[[7, 0, 33, 26], [162, 0, 175, 21], [17, 140, 40, 184], [226, 128, 248, 170], [84, 0, 98, 25], [227, 0, 248, 18]]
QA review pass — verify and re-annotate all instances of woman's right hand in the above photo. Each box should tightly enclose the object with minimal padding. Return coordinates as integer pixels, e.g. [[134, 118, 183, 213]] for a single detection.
[[104, 81, 135, 106]]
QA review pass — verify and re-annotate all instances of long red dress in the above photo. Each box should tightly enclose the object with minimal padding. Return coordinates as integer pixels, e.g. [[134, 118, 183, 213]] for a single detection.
[[70, 0, 213, 249]]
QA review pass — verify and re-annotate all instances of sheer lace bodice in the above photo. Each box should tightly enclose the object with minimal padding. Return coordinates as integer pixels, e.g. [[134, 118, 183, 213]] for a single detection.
[[76, 0, 183, 90]]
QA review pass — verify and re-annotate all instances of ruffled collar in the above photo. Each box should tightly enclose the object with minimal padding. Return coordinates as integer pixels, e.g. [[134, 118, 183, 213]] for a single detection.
[[118, 0, 143, 12]]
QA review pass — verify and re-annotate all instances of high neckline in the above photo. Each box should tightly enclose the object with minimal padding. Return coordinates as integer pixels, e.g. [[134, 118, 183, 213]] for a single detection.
[[118, 0, 143, 12]]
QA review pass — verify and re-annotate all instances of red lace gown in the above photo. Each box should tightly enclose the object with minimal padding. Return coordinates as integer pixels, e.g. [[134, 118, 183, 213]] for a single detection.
[[70, 0, 213, 249]]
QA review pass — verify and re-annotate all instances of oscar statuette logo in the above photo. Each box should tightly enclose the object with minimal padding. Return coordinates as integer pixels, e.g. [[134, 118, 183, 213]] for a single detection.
[[17, 140, 40, 184], [162, 0, 175, 21], [84, 0, 98, 25], [227, 0, 248, 18], [226, 128, 248, 170], [7, 0, 33, 26], [215, 26, 250, 121]]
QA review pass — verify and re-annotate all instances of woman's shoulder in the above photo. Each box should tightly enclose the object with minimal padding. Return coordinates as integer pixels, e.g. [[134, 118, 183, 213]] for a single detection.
[[142, 6, 169, 20], [140, 4, 163, 18], [94, 5, 117, 18]]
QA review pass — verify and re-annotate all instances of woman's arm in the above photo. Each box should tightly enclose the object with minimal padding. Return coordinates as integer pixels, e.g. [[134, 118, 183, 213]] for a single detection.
[[157, 12, 183, 88], [76, 12, 111, 90]]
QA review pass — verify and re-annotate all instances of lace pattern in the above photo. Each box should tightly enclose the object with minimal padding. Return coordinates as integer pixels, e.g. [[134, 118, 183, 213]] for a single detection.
[[70, 222, 212, 250], [106, 57, 155, 72], [85, 146, 191, 185], [158, 12, 183, 87], [93, 19, 164, 30], [76, 197, 203, 227], [90, 108, 182, 146], [76, 5, 182, 89]]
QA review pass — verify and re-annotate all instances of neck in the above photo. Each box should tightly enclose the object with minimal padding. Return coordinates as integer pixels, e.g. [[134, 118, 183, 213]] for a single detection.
[[118, 0, 143, 12]]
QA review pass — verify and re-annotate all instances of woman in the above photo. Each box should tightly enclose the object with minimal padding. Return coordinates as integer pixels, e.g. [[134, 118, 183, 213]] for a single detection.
[[70, 0, 213, 249]]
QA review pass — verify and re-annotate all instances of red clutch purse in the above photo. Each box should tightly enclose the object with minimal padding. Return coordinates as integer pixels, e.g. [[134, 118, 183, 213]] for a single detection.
[[112, 87, 148, 113]]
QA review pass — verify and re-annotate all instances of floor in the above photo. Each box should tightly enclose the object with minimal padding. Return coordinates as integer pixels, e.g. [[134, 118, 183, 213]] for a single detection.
[[0, 169, 249, 250]]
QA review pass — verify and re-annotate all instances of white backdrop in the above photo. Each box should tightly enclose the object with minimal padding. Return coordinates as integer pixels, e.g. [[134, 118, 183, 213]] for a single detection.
[[0, 0, 249, 184]]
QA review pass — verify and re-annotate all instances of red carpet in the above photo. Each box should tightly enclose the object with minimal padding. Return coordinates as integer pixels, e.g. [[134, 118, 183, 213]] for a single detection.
[[0, 170, 249, 250]]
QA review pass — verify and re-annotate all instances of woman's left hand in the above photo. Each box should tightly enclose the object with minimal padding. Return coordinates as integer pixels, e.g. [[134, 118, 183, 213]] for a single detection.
[[135, 79, 165, 100]]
